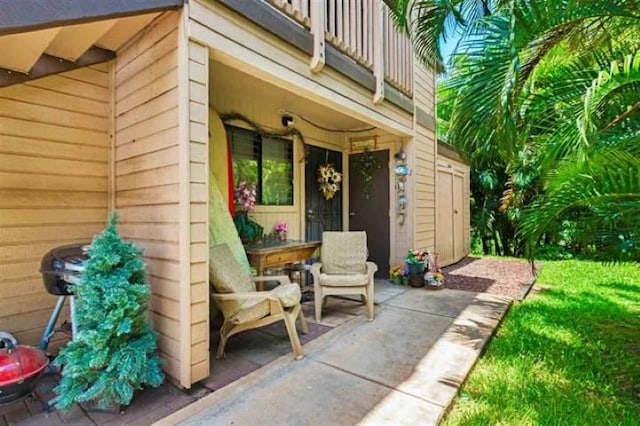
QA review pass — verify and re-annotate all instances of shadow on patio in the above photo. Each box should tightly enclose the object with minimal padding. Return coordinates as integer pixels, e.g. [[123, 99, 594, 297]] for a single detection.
[[158, 283, 511, 426]]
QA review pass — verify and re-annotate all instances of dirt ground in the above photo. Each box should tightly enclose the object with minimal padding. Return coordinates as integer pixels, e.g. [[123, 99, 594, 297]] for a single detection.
[[442, 257, 538, 300]]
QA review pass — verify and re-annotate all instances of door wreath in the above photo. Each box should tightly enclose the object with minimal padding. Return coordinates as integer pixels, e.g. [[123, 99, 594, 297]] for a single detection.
[[317, 164, 342, 200]]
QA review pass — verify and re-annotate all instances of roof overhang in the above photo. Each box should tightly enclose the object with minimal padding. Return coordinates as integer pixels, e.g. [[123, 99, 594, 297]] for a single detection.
[[0, 0, 184, 87], [0, 0, 184, 36]]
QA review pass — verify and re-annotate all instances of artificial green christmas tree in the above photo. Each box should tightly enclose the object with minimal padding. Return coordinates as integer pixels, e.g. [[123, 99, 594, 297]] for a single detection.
[[54, 213, 164, 410]]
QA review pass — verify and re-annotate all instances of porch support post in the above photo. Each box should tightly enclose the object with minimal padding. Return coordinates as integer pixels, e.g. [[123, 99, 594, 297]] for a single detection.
[[309, 0, 326, 72], [372, 0, 385, 104]]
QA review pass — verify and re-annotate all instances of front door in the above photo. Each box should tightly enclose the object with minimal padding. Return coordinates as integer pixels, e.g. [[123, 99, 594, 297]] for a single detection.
[[305, 145, 343, 241], [348, 149, 390, 278]]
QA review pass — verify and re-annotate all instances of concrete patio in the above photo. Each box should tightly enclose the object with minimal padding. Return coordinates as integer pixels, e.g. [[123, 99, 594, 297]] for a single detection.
[[158, 282, 511, 426], [2, 281, 510, 426]]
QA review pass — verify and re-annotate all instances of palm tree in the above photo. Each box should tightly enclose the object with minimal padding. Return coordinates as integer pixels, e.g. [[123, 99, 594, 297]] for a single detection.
[[392, 0, 640, 259], [389, 0, 500, 71]]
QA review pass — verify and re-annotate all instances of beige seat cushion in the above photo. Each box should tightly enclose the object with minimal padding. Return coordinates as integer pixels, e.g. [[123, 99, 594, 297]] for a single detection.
[[209, 244, 256, 294], [321, 232, 367, 275], [319, 273, 369, 287], [229, 299, 270, 324], [272, 283, 301, 308]]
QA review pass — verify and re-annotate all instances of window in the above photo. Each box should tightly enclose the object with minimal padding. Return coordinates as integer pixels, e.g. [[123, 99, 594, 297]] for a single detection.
[[227, 125, 294, 206]]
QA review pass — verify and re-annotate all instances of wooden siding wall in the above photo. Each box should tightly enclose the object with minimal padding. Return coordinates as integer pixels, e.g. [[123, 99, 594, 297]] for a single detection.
[[0, 66, 110, 349], [113, 12, 185, 385], [414, 63, 435, 117], [187, 40, 210, 384], [209, 61, 346, 239], [411, 63, 437, 253]]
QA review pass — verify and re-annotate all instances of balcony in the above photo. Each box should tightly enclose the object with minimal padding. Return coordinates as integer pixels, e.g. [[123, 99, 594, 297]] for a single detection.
[[219, 0, 414, 109]]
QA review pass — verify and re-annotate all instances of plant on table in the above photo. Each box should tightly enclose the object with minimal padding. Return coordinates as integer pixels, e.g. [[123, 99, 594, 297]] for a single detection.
[[53, 213, 164, 410], [274, 221, 288, 241], [233, 181, 263, 245]]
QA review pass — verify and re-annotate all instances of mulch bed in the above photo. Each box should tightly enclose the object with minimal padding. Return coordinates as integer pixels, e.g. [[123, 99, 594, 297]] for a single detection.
[[442, 257, 538, 300]]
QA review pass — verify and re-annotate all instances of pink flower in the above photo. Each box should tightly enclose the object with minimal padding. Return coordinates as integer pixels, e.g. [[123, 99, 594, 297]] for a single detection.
[[235, 181, 257, 212], [274, 221, 288, 232]]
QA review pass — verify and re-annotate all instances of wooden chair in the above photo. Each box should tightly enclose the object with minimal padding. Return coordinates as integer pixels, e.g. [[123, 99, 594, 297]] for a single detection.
[[310, 231, 378, 322], [209, 244, 308, 360]]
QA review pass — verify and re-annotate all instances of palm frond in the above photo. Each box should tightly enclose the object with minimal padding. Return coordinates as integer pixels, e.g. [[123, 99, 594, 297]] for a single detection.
[[520, 150, 640, 260]]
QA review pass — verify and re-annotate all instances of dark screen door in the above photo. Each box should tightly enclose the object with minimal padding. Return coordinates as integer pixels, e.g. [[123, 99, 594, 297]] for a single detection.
[[348, 150, 390, 278], [305, 146, 343, 241]]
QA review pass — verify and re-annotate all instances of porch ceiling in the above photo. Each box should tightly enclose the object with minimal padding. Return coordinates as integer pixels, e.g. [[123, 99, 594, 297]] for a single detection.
[[210, 60, 372, 132], [0, 11, 165, 87]]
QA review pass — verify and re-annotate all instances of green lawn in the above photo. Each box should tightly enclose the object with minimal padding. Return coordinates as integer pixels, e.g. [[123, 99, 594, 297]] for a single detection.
[[444, 260, 640, 425]]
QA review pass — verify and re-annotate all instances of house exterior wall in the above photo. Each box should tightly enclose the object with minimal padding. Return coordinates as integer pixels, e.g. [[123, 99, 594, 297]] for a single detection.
[[186, 40, 210, 384], [0, 1, 450, 390], [0, 65, 110, 350], [409, 63, 437, 258], [112, 12, 188, 385]]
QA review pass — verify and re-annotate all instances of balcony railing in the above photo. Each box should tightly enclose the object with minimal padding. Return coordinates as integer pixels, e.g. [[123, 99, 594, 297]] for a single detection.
[[265, 0, 413, 99]]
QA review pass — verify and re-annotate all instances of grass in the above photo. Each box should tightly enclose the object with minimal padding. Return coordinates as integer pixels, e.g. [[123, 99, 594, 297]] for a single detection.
[[443, 260, 640, 425]]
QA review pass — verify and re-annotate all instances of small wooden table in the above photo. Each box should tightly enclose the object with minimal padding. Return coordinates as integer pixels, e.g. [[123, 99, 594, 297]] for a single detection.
[[245, 239, 321, 291]]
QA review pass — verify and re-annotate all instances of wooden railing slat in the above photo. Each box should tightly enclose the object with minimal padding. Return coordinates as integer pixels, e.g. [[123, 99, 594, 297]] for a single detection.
[[262, 0, 413, 96]]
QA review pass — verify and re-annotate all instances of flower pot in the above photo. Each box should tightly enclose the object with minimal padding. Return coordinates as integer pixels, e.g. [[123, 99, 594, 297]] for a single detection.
[[278, 230, 287, 241], [406, 262, 425, 275], [408, 274, 424, 288]]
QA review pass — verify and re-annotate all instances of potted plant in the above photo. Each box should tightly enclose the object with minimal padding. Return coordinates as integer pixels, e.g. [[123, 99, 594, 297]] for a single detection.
[[424, 252, 445, 290], [274, 221, 288, 241], [405, 249, 428, 287], [389, 263, 408, 285], [233, 181, 263, 245]]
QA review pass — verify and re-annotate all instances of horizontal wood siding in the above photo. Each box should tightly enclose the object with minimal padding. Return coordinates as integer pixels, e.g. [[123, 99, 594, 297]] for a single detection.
[[114, 12, 183, 383], [0, 66, 110, 350], [188, 40, 209, 383], [414, 62, 435, 117], [411, 63, 436, 253]]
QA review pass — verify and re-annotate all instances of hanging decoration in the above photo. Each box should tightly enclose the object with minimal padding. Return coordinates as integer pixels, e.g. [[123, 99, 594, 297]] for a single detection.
[[394, 148, 411, 226], [317, 163, 342, 200], [354, 147, 382, 199]]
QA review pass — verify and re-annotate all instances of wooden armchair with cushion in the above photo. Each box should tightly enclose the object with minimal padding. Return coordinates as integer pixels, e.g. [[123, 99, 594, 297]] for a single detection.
[[310, 231, 378, 322], [209, 244, 308, 360]]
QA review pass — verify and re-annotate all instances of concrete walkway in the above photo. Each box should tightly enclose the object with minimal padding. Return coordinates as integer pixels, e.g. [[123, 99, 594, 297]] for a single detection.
[[158, 286, 510, 426]]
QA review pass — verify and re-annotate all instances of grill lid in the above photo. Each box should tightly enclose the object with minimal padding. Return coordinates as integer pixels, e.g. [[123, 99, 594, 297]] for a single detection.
[[40, 243, 90, 296], [0, 334, 49, 388]]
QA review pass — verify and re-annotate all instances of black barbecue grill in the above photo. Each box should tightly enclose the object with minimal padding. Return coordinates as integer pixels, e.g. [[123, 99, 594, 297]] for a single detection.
[[0, 244, 89, 405], [38, 243, 90, 350]]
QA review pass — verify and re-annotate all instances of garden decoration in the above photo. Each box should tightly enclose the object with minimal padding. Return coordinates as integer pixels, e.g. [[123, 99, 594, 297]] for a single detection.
[[317, 163, 342, 200], [233, 181, 264, 244], [389, 263, 409, 285], [424, 252, 445, 290], [405, 249, 428, 287], [354, 147, 382, 199], [394, 150, 411, 225], [53, 213, 164, 411]]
